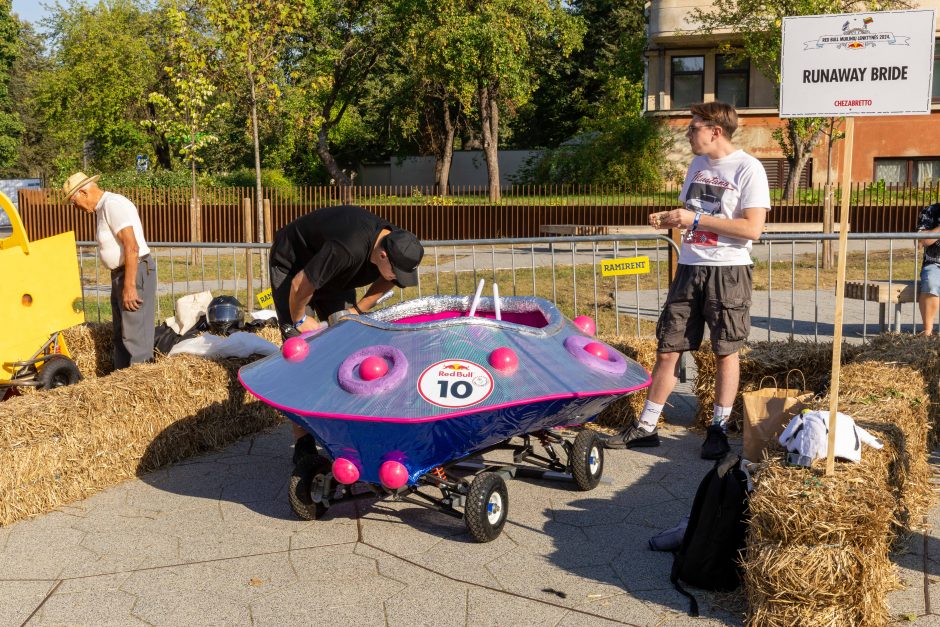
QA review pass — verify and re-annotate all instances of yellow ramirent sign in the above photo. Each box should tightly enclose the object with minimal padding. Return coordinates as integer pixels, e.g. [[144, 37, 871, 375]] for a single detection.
[[256, 288, 274, 309], [600, 256, 650, 277]]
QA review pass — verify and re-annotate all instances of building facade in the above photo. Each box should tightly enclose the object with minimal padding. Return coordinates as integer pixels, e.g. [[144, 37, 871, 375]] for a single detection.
[[645, 0, 940, 186]]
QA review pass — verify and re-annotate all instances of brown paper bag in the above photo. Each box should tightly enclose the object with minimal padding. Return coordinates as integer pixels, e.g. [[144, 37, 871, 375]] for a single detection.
[[742, 371, 814, 462]]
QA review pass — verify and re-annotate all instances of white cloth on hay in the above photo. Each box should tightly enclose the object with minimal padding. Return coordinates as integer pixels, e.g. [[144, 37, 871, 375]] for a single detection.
[[778, 410, 883, 463], [168, 331, 277, 359]]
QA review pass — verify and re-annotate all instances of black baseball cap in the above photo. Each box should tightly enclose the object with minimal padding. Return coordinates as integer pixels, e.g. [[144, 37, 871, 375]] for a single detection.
[[382, 229, 424, 287]]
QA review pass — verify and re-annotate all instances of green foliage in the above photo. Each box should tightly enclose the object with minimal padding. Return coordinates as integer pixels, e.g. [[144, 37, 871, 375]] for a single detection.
[[38, 0, 162, 176], [216, 167, 293, 189], [98, 167, 217, 188]]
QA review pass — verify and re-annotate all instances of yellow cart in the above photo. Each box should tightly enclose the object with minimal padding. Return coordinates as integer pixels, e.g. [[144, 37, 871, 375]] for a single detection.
[[0, 192, 84, 395]]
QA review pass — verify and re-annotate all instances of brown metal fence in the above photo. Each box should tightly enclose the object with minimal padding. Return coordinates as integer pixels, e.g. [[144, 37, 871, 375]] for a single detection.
[[17, 182, 937, 242]]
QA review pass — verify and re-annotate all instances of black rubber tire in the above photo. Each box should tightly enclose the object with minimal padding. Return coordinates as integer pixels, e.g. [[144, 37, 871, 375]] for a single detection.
[[464, 472, 508, 542], [288, 454, 331, 521], [571, 429, 604, 491], [39, 356, 82, 390]]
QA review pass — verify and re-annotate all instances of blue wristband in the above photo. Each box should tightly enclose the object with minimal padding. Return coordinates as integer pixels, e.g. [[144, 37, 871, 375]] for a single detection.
[[691, 211, 703, 232], [293, 315, 307, 329]]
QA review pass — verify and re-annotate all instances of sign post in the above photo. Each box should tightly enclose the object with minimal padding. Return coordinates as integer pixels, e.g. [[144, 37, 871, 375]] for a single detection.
[[779, 9, 935, 475]]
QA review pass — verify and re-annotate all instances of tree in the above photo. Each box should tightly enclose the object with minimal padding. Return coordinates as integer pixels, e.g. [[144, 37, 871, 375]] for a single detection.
[[38, 0, 163, 176], [202, 0, 305, 241], [0, 0, 22, 171], [690, 0, 907, 199], [4, 18, 46, 178], [441, 0, 585, 202], [146, 0, 229, 247]]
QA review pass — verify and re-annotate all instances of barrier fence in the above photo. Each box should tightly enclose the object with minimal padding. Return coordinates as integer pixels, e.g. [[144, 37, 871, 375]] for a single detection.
[[21, 182, 940, 243], [76, 232, 933, 344]]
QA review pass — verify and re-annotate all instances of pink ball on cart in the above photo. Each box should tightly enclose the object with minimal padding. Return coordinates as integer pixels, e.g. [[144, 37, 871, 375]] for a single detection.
[[379, 460, 409, 489], [488, 347, 519, 373], [584, 341, 609, 361], [359, 355, 389, 381], [573, 315, 596, 336], [281, 336, 309, 362], [332, 458, 361, 485]]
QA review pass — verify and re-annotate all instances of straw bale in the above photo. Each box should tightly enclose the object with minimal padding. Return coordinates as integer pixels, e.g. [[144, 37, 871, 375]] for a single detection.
[[62, 322, 114, 378], [744, 542, 897, 627], [594, 336, 658, 429], [854, 333, 940, 445], [744, 460, 899, 626], [828, 362, 932, 538], [693, 341, 861, 430], [0, 354, 282, 527]]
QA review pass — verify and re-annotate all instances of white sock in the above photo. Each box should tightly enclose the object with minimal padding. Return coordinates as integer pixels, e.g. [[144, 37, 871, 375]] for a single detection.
[[638, 400, 664, 432], [713, 405, 732, 432]]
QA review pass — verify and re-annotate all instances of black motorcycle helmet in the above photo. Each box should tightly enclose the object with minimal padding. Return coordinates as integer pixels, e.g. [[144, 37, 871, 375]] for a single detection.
[[207, 295, 244, 335]]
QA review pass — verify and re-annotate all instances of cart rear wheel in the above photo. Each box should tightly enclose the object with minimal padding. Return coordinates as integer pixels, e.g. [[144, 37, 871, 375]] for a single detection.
[[465, 472, 508, 542], [571, 430, 604, 491], [289, 454, 331, 521], [39, 356, 82, 390]]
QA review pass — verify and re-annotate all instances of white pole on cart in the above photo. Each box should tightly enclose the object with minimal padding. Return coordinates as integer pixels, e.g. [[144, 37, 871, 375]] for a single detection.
[[376, 289, 395, 306], [493, 283, 501, 320], [468, 279, 485, 317]]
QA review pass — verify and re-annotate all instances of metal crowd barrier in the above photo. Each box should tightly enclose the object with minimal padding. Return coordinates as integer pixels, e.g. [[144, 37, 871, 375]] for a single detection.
[[76, 232, 933, 342]]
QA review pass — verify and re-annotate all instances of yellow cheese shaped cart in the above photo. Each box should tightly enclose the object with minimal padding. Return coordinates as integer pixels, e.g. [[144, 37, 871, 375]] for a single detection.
[[0, 191, 84, 395]]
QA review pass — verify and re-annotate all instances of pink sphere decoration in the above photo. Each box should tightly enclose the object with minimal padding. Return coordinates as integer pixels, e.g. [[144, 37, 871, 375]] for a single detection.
[[359, 355, 389, 381], [573, 315, 596, 337], [281, 336, 309, 362], [379, 460, 409, 489], [584, 341, 609, 361], [332, 458, 360, 485], [488, 347, 519, 373]]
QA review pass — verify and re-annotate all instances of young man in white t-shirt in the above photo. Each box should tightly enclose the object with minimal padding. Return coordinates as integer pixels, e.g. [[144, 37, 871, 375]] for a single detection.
[[65, 172, 156, 369], [605, 102, 771, 459]]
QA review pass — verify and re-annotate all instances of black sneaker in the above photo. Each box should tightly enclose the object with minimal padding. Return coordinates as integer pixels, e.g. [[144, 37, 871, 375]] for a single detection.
[[292, 434, 318, 465], [605, 424, 660, 449], [701, 424, 731, 460]]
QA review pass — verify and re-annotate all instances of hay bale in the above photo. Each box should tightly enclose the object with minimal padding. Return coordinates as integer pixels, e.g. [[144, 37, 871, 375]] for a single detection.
[[62, 322, 113, 378], [0, 354, 282, 527], [744, 460, 899, 626], [854, 333, 940, 445], [594, 336, 657, 429], [829, 362, 932, 539], [693, 341, 861, 430]]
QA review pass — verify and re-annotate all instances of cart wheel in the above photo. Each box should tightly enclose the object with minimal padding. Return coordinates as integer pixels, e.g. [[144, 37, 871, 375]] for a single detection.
[[571, 430, 604, 491], [289, 454, 332, 521], [39, 356, 82, 390], [465, 472, 508, 542]]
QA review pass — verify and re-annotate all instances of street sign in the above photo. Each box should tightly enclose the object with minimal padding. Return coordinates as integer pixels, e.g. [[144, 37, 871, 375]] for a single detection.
[[780, 10, 936, 117], [136, 154, 149, 172]]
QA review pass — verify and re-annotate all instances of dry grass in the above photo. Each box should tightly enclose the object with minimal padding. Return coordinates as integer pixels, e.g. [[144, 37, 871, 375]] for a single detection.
[[0, 354, 283, 527], [593, 336, 657, 429]]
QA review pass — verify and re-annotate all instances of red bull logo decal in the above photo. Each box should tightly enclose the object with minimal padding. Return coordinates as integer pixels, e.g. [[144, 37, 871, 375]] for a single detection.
[[418, 359, 495, 408]]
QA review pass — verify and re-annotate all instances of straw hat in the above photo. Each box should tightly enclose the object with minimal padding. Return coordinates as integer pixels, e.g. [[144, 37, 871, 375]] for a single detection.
[[63, 172, 100, 200]]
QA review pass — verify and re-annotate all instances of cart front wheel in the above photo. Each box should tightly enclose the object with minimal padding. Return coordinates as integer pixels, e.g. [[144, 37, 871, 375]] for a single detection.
[[39, 356, 82, 390], [571, 430, 604, 491], [465, 472, 508, 542], [289, 454, 332, 521]]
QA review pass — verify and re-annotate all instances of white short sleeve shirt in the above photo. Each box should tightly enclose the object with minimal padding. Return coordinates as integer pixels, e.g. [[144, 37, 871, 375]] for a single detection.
[[677, 150, 771, 266], [95, 192, 150, 270]]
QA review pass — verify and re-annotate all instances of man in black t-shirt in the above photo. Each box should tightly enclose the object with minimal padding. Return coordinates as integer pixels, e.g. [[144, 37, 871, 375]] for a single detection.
[[269, 205, 424, 338]]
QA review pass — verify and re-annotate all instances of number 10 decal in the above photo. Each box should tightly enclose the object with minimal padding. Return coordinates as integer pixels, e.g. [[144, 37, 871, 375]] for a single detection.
[[418, 359, 495, 408]]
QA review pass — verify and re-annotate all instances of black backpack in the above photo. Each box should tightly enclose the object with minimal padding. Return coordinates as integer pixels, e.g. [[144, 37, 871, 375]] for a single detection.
[[671, 453, 750, 616]]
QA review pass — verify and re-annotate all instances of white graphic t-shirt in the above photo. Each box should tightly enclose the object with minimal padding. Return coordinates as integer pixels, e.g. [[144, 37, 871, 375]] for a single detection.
[[95, 192, 151, 270], [677, 150, 771, 266]]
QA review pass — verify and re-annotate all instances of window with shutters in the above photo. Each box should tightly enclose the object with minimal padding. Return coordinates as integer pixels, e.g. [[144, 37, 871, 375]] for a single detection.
[[758, 159, 813, 188]]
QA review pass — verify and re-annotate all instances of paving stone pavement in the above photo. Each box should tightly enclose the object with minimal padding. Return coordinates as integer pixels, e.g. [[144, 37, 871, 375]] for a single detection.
[[2, 379, 939, 626]]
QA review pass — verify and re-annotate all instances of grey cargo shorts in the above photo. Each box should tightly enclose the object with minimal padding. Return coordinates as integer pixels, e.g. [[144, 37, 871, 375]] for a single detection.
[[656, 264, 752, 356]]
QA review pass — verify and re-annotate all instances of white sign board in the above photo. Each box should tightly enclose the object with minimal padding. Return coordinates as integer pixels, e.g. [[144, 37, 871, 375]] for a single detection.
[[780, 10, 935, 117]]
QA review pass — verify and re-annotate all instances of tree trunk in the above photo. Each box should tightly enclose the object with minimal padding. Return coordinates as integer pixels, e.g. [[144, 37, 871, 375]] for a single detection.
[[436, 101, 456, 195], [782, 120, 826, 200], [249, 74, 263, 243], [478, 83, 500, 203], [190, 155, 201, 264], [316, 126, 351, 200]]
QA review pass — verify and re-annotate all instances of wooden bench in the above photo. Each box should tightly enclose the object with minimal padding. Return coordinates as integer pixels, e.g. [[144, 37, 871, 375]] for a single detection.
[[844, 280, 916, 332]]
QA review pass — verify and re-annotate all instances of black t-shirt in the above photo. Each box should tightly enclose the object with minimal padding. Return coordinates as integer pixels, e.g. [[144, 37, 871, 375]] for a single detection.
[[270, 205, 392, 295]]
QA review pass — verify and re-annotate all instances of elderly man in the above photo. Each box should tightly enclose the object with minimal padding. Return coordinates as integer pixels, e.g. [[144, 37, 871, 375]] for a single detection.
[[66, 172, 156, 369]]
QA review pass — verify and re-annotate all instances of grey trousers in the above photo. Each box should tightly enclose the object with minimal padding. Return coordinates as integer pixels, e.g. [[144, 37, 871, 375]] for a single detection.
[[110, 255, 157, 369]]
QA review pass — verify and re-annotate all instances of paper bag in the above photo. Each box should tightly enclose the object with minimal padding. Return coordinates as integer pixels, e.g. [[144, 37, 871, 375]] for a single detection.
[[742, 371, 814, 462]]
